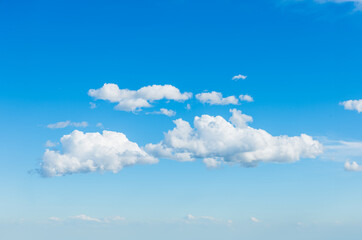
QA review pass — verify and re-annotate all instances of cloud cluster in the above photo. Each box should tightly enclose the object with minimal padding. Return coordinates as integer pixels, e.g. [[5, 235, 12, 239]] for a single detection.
[[340, 99, 362, 113], [146, 109, 323, 167], [47, 121, 88, 129], [88, 83, 192, 112], [41, 130, 158, 177], [196, 91, 239, 105]]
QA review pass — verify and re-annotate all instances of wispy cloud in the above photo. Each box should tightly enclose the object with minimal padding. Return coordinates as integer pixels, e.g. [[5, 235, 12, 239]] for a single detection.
[[47, 121, 88, 129], [250, 217, 260, 223], [71, 214, 102, 223], [147, 108, 176, 117], [232, 74, 247, 81]]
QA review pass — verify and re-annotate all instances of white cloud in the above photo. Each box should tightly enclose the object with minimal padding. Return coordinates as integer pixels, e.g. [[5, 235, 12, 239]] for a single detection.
[[148, 108, 176, 117], [88, 83, 192, 112], [71, 214, 101, 223], [239, 94, 254, 102], [89, 102, 96, 109], [184, 214, 231, 224], [41, 130, 158, 177], [146, 109, 323, 167], [196, 91, 239, 105], [186, 104, 191, 110], [96, 123, 104, 129], [322, 140, 362, 162], [232, 74, 247, 81], [45, 140, 57, 148], [250, 217, 260, 223], [203, 158, 222, 168], [345, 161, 362, 172], [47, 121, 88, 129], [340, 99, 362, 113]]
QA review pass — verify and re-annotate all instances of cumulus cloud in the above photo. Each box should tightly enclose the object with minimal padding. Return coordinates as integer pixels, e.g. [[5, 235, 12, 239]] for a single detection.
[[232, 74, 247, 81], [345, 161, 362, 172], [41, 130, 158, 177], [146, 109, 323, 167], [47, 121, 88, 129], [340, 99, 362, 113], [88, 83, 192, 112], [239, 94, 254, 102], [71, 214, 101, 223], [196, 91, 239, 105]]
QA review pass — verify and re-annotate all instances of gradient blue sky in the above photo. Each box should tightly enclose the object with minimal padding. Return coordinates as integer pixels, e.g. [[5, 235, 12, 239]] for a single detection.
[[1, 0, 362, 239]]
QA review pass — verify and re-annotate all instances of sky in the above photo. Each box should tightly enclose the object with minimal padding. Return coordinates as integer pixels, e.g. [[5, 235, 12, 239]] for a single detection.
[[1, 0, 362, 239]]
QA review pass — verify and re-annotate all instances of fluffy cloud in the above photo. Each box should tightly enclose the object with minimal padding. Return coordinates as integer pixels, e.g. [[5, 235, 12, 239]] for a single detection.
[[196, 91, 239, 105], [41, 130, 158, 177], [232, 74, 247, 80], [47, 121, 88, 129], [239, 94, 254, 102], [345, 161, 362, 172], [340, 99, 362, 113], [88, 83, 192, 112], [146, 109, 323, 167]]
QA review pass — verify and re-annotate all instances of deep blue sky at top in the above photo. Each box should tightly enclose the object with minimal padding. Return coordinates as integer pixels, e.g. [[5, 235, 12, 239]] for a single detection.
[[1, 0, 362, 168]]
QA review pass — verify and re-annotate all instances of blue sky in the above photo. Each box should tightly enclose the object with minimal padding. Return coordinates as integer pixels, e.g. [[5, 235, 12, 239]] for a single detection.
[[1, 0, 362, 239]]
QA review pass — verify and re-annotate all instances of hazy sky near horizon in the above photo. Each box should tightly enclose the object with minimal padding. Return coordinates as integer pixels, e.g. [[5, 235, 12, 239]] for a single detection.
[[1, 0, 362, 239]]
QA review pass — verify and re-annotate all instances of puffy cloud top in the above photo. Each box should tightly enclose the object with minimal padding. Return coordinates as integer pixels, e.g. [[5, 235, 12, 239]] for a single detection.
[[88, 83, 192, 112], [146, 109, 323, 166], [41, 130, 158, 177]]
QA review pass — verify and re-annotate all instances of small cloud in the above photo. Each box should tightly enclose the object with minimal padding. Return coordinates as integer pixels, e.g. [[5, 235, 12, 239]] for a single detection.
[[147, 108, 176, 117], [49, 217, 62, 221], [45, 140, 57, 148], [250, 217, 260, 223], [232, 74, 247, 81], [239, 94, 254, 102], [340, 99, 362, 113], [70, 214, 101, 223], [196, 91, 239, 105], [227, 220, 233, 224], [345, 161, 362, 172], [89, 102, 97, 109], [96, 123, 104, 129], [47, 121, 88, 129], [186, 104, 191, 110]]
